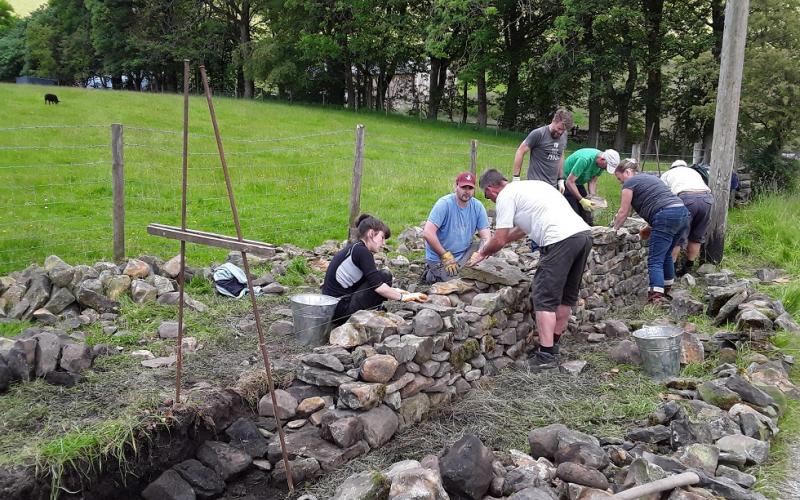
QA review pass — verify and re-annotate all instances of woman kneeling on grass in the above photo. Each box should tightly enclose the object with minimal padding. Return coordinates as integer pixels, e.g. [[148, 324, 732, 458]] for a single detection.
[[611, 159, 690, 304], [322, 214, 427, 325]]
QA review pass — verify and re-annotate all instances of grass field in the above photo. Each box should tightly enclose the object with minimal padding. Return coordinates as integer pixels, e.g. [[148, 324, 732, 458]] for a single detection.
[[3, 82, 800, 496], [0, 83, 539, 274]]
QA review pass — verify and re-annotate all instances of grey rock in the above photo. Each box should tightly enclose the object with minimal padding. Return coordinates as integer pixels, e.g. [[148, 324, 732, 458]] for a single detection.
[[736, 309, 773, 331], [555, 462, 609, 490], [330, 323, 370, 348], [196, 440, 252, 480], [45, 255, 75, 288], [398, 393, 430, 430], [605, 320, 630, 338], [358, 405, 398, 448], [413, 309, 444, 336], [332, 471, 389, 500], [258, 389, 297, 419], [21, 272, 51, 318], [705, 272, 732, 287], [2, 347, 31, 382], [528, 423, 568, 460], [698, 379, 742, 410], [266, 428, 353, 471], [775, 312, 800, 333], [75, 283, 119, 313], [459, 256, 528, 286], [724, 375, 776, 408], [609, 340, 642, 365], [295, 364, 354, 387], [389, 466, 449, 500], [322, 416, 363, 448], [59, 342, 92, 373], [272, 457, 320, 484], [440, 434, 494, 500], [225, 417, 269, 459], [696, 263, 716, 275], [301, 353, 345, 373], [123, 258, 151, 279], [158, 321, 184, 339], [671, 290, 705, 319], [707, 283, 749, 316], [554, 442, 609, 470], [625, 425, 671, 444], [141, 469, 196, 500], [156, 292, 207, 312], [173, 459, 225, 499], [716, 464, 756, 488], [131, 279, 158, 303], [714, 290, 749, 325], [338, 382, 384, 410], [755, 268, 781, 282], [677, 443, 718, 476], [360, 354, 398, 383], [34, 331, 61, 377], [105, 275, 131, 300], [715, 434, 770, 465], [141, 355, 177, 369], [703, 475, 767, 500], [43, 287, 75, 315], [559, 360, 587, 376], [268, 319, 293, 336]]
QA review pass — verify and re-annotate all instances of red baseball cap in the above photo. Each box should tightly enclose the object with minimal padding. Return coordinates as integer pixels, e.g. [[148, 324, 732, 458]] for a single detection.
[[456, 171, 476, 188]]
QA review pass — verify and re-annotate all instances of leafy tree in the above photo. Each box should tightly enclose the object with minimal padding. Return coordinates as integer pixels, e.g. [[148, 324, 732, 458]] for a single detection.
[[0, 17, 25, 81], [0, 0, 16, 35]]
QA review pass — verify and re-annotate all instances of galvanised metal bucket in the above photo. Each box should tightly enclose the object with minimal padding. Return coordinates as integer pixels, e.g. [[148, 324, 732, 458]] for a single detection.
[[632, 325, 684, 380], [290, 294, 339, 346]]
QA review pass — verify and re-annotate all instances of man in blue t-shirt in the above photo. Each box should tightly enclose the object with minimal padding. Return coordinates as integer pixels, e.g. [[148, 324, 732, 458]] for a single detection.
[[423, 172, 491, 283]]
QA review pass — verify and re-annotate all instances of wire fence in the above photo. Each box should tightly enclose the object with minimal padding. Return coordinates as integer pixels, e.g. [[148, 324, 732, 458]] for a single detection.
[[0, 122, 697, 275]]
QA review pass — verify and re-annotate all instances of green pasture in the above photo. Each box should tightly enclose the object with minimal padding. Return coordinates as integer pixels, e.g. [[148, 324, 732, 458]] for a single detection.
[[0, 83, 531, 274]]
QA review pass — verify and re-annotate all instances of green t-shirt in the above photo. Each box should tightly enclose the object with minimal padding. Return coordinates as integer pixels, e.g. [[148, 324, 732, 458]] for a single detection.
[[563, 148, 602, 186]]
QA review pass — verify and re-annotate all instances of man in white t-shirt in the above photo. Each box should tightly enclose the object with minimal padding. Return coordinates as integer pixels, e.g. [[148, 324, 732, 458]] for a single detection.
[[660, 160, 714, 276], [468, 169, 592, 367]]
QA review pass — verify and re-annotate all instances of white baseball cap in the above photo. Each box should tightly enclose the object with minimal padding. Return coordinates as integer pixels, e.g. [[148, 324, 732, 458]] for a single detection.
[[603, 149, 620, 174], [671, 160, 688, 169]]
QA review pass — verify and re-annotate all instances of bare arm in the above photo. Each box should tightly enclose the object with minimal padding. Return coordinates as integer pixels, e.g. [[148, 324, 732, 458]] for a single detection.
[[566, 173, 582, 199], [612, 188, 634, 229], [587, 176, 598, 196], [374, 283, 401, 300], [557, 151, 565, 182], [422, 221, 447, 257], [477, 227, 492, 246], [513, 142, 530, 178]]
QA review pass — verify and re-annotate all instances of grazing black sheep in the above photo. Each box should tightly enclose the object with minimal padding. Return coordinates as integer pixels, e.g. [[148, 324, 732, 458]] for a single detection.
[[44, 93, 60, 105]]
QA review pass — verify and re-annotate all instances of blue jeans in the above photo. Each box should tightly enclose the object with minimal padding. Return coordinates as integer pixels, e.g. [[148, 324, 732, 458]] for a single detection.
[[648, 205, 690, 292]]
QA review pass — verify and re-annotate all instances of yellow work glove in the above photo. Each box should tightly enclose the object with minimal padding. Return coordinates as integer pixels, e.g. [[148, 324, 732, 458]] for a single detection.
[[578, 198, 595, 211], [401, 292, 428, 303], [441, 251, 459, 276]]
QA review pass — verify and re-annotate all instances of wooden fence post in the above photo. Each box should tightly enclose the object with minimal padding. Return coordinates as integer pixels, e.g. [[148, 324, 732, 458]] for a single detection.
[[348, 124, 365, 241], [705, 0, 749, 263], [112, 123, 125, 262], [692, 142, 703, 164], [470, 140, 478, 175], [631, 143, 641, 164]]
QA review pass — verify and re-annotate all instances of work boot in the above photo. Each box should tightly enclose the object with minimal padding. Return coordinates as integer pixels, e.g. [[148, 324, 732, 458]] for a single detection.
[[647, 291, 666, 304], [530, 349, 558, 369], [664, 285, 673, 299]]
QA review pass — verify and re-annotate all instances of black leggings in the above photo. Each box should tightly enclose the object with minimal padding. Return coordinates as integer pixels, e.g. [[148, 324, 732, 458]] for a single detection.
[[332, 270, 393, 325], [564, 184, 593, 226]]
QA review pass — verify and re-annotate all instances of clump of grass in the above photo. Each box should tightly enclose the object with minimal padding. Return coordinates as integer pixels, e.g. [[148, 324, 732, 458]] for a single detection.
[[36, 416, 144, 500], [185, 274, 214, 296], [0, 319, 33, 338], [278, 257, 312, 287]]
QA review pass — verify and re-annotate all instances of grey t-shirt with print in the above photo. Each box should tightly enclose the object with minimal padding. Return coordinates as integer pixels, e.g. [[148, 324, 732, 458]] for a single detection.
[[524, 125, 567, 187], [623, 173, 683, 224]]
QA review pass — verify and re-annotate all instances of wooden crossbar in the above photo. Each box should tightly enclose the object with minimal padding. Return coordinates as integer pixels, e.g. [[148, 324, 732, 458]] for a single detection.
[[147, 223, 276, 255]]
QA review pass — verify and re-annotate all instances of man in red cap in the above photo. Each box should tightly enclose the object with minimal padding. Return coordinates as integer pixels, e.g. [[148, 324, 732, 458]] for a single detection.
[[422, 171, 491, 283]]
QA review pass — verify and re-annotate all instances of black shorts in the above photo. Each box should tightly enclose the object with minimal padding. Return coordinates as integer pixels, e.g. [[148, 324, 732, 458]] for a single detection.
[[532, 231, 592, 311]]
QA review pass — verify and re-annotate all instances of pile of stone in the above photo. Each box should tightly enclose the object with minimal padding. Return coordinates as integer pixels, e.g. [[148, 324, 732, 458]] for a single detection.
[[332, 350, 796, 499]]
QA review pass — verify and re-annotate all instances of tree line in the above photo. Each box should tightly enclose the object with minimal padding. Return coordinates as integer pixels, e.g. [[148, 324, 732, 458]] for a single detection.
[[0, 0, 798, 175]]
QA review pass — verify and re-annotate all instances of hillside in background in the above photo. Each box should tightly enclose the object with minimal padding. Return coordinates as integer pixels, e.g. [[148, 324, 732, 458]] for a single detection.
[[0, 83, 541, 272]]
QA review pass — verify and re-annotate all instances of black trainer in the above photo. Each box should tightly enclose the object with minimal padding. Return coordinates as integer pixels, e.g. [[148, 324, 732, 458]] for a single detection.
[[531, 350, 558, 369]]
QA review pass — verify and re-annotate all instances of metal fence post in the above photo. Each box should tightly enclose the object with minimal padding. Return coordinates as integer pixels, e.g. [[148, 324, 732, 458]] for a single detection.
[[112, 123, 125, 262], [348, 124, 365, 241]]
